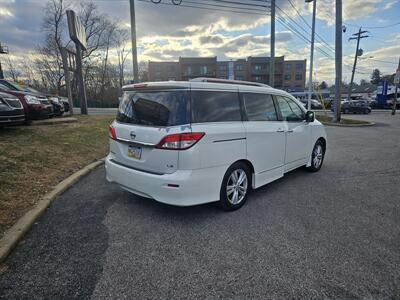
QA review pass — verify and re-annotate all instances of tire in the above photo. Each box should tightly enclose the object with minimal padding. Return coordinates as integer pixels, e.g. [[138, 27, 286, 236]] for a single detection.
[[219, 162, 251, 211], [307, 140, 325, 172], [364, 109, 369, 114], [344, 108, 349, 114]]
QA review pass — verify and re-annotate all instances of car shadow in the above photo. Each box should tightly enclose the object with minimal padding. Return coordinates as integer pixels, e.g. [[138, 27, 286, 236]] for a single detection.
[[116, 166, 314, 222]]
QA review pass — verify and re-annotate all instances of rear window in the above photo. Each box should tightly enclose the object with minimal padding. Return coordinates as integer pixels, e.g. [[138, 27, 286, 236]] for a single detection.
[[191, 90, 241, 123], [117, 90, 189, 126]]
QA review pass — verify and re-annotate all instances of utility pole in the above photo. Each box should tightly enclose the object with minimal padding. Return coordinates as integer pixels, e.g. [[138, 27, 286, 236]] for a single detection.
[[269, 0, 275, 87], [347, 28, 369, 101], [306, 0, 316, 111], [334, 0, 342, 122], [129, 0, 139, 83], [393, 57, 400, 115]]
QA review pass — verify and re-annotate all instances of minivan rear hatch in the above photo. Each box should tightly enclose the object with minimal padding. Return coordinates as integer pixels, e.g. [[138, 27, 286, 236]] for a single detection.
[[110, 86, 191, 174]]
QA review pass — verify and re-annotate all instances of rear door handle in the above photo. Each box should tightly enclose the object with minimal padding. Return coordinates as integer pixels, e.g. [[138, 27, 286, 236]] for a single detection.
[[276, 129, 285, 133], [287, 129, 294, 133]]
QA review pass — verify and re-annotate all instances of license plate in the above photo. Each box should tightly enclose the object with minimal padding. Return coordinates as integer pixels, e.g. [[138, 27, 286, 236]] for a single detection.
[[127, 145, 142, 159]]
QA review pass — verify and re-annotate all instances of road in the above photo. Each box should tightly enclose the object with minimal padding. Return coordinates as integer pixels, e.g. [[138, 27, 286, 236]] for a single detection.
[[1, 114, 400, 299]]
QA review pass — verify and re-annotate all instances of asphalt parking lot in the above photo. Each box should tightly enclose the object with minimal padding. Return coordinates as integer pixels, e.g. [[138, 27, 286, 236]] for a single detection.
[[1, 113, 400, 299]]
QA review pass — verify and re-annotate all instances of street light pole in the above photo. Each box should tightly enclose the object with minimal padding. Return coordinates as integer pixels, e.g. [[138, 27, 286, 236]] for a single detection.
[[334, 0, 342, 122], [393, 57, 400, 115], [270, 0, 275, 87], [306, 0, 316, 111], [129, 0, 139, 83]]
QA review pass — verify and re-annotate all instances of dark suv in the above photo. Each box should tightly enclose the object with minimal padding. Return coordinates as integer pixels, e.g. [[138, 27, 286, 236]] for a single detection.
[[341, 100, 371, 114], [0, 91, 25, 126], [0, 81, 53, 122]]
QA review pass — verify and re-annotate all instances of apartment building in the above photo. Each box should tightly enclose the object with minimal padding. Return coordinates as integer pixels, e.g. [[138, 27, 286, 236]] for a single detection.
[[216, 59, 247, 81], [179, 57, 217, 81], [148, 61, 180, 81], [148, 56, 306, 91], [247, 56, 285, 88], [283, 59, 307, 92]]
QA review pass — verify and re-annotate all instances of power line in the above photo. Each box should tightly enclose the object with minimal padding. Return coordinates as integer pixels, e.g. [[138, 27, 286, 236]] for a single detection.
[[344, 21, 400, 29], [360, 57, 398, 66], [286, 0, 335, 52], [187, 0, 270, 12], [195, 0, 271, 9], [137, 0, 270, 15], [275, 13, 334, 59], [275, 3, 335, 55]]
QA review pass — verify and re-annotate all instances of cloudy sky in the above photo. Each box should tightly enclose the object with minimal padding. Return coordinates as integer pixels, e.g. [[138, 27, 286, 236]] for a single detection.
[[0, 0, 399, 84]]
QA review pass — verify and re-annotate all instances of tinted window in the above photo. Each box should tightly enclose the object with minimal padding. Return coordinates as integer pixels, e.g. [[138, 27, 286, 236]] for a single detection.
[[276, 96, 305, 122], [243, 93, 277, 121], [191, 91, 241, 123], [117, 90, 189, 126]]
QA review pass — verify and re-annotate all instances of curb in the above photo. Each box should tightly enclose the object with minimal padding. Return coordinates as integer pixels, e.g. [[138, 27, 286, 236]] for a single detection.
[[0, 159, 105, 263], [321, 121, 376, 127]]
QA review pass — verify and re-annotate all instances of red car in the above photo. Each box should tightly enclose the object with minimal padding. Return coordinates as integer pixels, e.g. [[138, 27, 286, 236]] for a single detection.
[[0, 81, 53, 123]]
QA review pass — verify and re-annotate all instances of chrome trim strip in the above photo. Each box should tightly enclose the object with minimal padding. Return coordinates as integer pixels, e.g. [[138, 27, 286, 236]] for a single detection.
[[0, 115, 25, 119], [213, 137, 246, 143], [115, 137, 156, 147]]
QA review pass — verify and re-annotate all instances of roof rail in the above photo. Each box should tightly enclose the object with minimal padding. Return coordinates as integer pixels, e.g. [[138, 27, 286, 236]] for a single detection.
[[190, 77, 272, 88]]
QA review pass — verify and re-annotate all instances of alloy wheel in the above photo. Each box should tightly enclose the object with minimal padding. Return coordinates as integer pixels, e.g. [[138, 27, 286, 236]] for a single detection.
[[313, 144, 323, 169], [226, 169, 248, 205]]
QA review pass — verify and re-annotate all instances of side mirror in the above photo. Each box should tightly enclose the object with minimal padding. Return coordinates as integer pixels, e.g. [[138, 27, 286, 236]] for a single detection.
[[305, 111, 315, 123]]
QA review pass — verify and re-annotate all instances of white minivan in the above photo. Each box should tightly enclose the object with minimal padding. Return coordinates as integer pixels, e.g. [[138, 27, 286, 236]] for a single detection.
[[106, 78, 327, 210]]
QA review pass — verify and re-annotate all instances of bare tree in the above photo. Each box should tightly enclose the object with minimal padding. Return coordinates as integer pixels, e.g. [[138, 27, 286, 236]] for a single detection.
[[37, 0, 68, 93], [138, 61, 148, 82], [113, 29, 130, 87], [5, 57, 21, 82], [25, 0, 127, 105], [99, 21, 117, 103]]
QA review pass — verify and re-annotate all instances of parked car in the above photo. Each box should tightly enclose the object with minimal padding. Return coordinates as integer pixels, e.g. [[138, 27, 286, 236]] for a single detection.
[[0, 82, 53, 122], [60, 97, 70, 113], [105, 79, 327, 210], [341, 100, 371, 114], [0, 91, 25, 127], [48, 96, 64, 116], [22, 86, 64, 117], [299, 99, 323, 109]]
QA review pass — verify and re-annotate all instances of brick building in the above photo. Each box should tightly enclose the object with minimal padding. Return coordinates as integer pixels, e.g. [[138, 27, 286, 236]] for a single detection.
[[179, 57, 217, 81], [148, 56, 306, 91]]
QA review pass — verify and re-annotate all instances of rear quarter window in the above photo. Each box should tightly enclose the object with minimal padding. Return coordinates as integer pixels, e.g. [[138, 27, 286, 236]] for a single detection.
[[117, 90, 189, 126], [191, 90, 242, 123]]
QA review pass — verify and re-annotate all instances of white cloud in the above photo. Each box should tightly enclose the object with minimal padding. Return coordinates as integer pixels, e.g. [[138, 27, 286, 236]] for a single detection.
[[383, 0, 397, 10]]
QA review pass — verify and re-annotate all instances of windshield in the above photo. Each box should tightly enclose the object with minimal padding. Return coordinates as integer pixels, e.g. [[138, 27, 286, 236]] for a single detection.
[[24, 87, 42, 94], [117, 90, 189, 126], [0, 82, 11, 91], [1, 81, 29, 92]]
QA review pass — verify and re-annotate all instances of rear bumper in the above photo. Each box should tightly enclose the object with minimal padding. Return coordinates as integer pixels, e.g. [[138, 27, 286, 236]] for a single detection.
[[105, 154, 226, 206]]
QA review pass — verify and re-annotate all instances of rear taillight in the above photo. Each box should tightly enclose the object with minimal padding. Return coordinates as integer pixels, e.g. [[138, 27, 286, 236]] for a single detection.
[[108, 125, 117, 140], [155, 132, 205, 150]]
